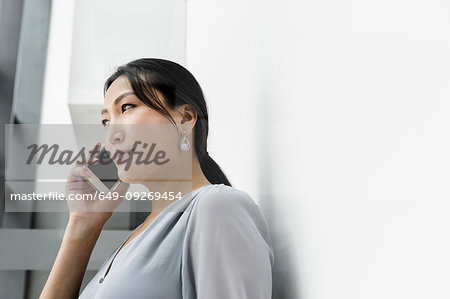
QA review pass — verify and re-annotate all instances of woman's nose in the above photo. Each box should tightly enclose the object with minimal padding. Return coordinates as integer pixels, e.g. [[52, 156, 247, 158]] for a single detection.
[[109, 127, 125, 145]]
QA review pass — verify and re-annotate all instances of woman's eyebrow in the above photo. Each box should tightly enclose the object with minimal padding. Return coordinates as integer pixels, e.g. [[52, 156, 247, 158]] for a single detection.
[[101, 91, 135, 115]]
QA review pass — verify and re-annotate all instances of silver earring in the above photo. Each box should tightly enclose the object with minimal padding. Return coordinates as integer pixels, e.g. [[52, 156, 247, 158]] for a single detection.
[[179, 129, 190, 151]]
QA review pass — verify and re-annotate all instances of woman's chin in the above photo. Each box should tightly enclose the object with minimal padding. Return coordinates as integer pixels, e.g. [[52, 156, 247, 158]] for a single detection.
[[116, 162, 165, 184], [117, 168, 149, 184], [117, 170, 136, 183]]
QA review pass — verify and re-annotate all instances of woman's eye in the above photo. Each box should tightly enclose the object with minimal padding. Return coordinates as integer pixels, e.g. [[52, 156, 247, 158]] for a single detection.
[[101, 104, 134, 126], [121, 103, 135, 113]]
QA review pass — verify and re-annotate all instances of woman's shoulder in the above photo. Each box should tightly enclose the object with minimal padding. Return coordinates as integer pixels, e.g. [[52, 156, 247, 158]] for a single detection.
[[188, 184, 272, 242], [185, 183, 274, 263], [191, 183, 259, 215]]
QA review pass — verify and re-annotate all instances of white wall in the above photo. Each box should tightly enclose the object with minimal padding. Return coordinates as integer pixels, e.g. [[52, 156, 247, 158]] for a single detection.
[[186, 0, 450, 298], [186, 0, 262, 200], [40, 0, 75, 124], [39, 0, 450, 297]]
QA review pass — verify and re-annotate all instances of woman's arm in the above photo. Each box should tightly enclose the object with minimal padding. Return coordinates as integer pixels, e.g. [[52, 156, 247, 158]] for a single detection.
[[40, 215, 108, 299], [40, 143, 129, 298]]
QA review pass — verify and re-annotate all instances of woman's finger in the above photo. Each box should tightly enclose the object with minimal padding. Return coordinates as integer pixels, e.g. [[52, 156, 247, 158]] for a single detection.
[[67, 165, 92, 182]]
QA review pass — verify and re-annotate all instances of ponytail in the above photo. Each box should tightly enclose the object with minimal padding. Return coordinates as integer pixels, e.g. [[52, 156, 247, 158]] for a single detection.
[[199, 152, 232, 186]]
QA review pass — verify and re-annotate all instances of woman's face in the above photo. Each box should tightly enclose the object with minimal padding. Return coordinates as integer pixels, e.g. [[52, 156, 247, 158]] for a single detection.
[[101, 75, 193, 184]]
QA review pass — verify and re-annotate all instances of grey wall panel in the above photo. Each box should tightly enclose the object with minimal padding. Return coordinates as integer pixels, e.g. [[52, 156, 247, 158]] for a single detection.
[[0, 0, 26, 297], [0, 229, 131, 270], [11, 0, 51, 124]]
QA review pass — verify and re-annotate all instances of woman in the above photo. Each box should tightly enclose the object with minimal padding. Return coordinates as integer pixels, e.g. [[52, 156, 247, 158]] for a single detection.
[[40, 58, 274, 298]]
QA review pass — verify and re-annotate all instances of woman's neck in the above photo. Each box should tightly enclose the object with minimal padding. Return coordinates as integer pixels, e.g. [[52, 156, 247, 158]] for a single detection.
[[140, 157, 212, 212]]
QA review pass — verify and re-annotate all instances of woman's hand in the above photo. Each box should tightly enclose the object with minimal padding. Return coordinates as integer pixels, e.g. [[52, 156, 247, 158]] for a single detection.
[[65, 142, 130, 225]]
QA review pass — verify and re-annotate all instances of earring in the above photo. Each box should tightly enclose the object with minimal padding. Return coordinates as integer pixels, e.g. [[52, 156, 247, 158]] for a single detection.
[[179, 129, 190, 151]]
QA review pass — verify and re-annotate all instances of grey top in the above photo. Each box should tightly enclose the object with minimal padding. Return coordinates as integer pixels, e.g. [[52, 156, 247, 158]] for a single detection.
[[78, 183, 274, 299]]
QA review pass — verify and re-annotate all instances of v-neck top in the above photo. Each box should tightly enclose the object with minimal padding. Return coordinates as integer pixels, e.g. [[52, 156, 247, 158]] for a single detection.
[[78, 183, 274, 299]]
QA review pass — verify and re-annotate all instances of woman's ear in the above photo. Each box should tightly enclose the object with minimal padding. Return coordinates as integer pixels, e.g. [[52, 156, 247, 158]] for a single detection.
[[177, 104, 197, 127]]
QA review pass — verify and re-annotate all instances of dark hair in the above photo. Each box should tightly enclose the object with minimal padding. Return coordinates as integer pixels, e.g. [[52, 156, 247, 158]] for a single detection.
[[104, 58, 232, 186]]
